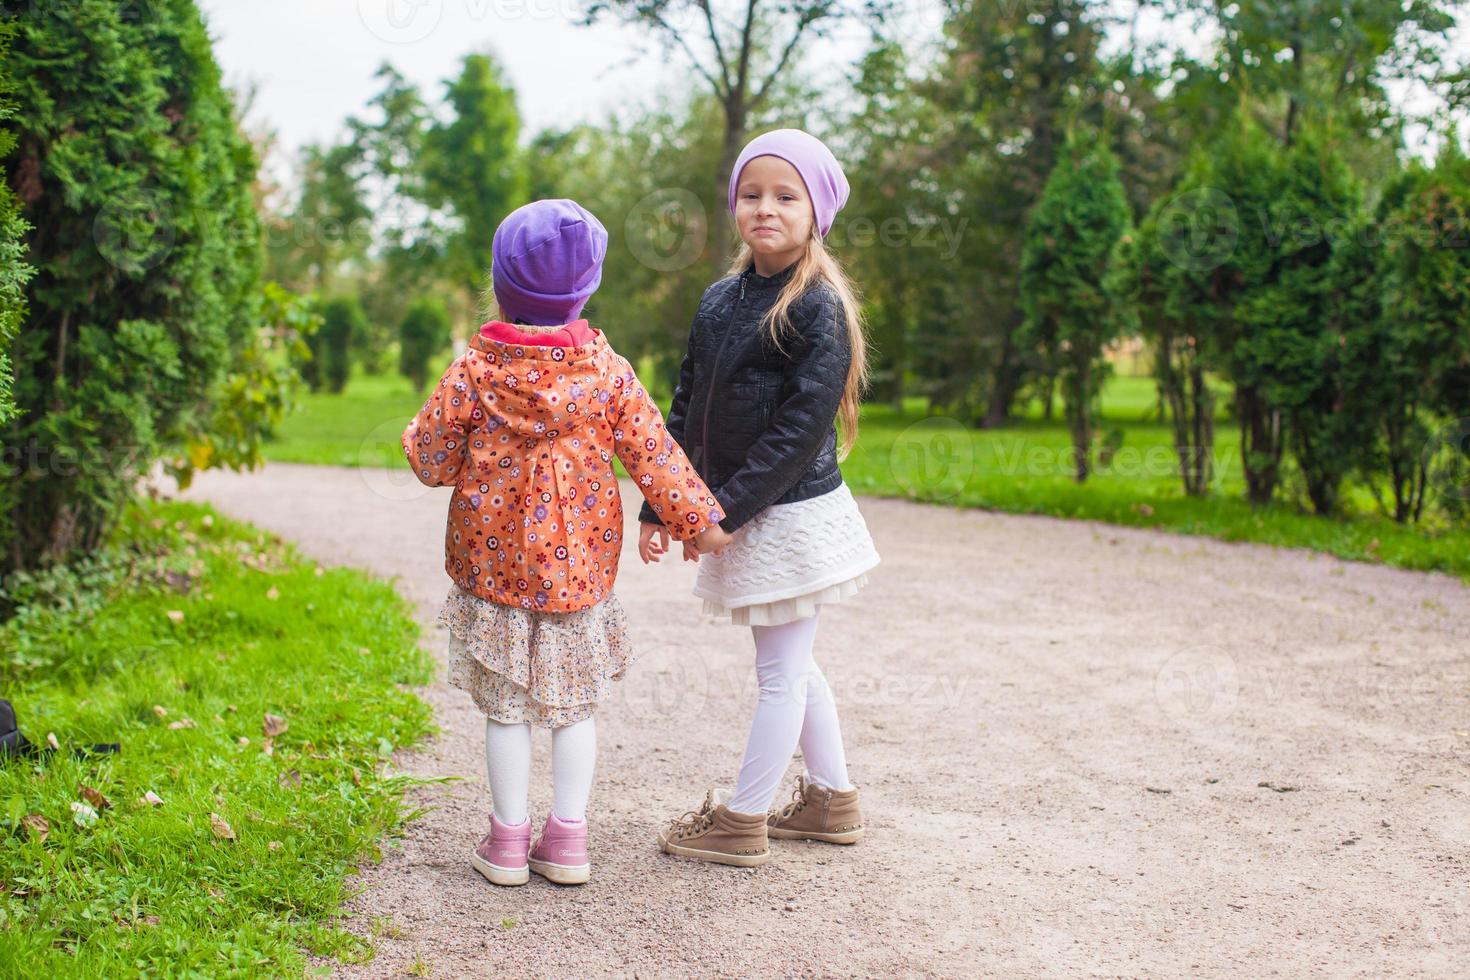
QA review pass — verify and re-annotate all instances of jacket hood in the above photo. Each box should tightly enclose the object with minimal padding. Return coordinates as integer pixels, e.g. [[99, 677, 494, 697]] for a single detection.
[[466, 321, 620, 440]]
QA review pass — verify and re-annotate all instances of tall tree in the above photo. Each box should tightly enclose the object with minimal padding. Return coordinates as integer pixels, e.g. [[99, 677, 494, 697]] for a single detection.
[[1112, 176, 1219, 497], [1018, 128, 1132, 482], [1237, 127, 1363, 514], [421, 52, 526, 320], [582, 0, 859, 268], [923, 0, 1113, 427]]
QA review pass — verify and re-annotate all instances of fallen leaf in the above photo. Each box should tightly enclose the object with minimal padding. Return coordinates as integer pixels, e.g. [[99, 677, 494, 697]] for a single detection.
[[348, 767, 361, 786], [1145, 786, 1172, 794], [313, 566, 324, 577], [153, 705, 168, 719], [262, 714, 288, 738], [70, 801, 99, 827], [209, 813, 235, 841], [265, 586, 280, 601], [141, 791, 164, 807], [226, 704, 238, 713], [142, 915, 160, 926], [268, 840, 283, 851], [1138, 503, 1154, 516], [201, 515, 213, 528], [357, 647, 371, 656], [237, 736, 250, 746], [1258, 781, 1300, 793], [21, 813, 48, 842], [166, 610, 184, 624], [163, 570, 192, 594], [261, 737, 274, 757], [278, 769, 302, 789], [45, 732, 59, 751], [78, 784, 112, 810], [168, 718, 197, 730]]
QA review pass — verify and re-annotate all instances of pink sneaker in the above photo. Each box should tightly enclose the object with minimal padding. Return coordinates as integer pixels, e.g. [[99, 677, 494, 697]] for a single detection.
[[470, 812, 531, 886], [528, 811, 590, 885]]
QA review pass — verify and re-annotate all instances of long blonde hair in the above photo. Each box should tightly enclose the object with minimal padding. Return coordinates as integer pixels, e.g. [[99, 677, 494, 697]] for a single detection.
[[727, 234, 869, 459]]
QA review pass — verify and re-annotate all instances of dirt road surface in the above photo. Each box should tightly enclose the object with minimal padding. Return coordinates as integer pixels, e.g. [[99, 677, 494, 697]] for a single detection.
[[175, 461, 1470, 978]]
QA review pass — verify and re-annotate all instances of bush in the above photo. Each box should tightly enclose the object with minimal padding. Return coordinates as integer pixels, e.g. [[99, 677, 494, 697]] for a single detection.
[[305, 296, 364, 394], [0, 2, 262, 573], [397, 297, 451, 392], [0, 19, 35, 428]]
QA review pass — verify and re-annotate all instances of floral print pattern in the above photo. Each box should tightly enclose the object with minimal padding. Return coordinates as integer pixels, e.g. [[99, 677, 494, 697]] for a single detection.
[[402, 324, 724, 615], [439, 584, 632, 729]]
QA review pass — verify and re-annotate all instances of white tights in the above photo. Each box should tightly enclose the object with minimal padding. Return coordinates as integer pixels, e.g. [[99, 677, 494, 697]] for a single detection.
[[483, 715, 597, 825], [727, 611, 853, 815]]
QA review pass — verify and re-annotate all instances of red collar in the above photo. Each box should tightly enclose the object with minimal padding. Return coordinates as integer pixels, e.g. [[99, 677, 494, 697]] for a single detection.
[[478, 319, 595, 348]]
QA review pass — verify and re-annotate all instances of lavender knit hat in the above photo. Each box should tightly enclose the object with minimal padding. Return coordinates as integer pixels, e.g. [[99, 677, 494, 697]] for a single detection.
[[491, 199, 608, 326], [727, 129, 850, 237]]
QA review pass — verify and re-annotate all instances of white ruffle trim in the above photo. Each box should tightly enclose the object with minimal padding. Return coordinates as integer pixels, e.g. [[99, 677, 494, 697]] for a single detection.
[[700, 572, 872, 627]]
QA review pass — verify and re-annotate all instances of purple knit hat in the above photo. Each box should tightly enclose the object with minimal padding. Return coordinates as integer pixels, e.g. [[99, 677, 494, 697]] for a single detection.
[[727, 129, 850, 237], [491, 199, 608, 326]]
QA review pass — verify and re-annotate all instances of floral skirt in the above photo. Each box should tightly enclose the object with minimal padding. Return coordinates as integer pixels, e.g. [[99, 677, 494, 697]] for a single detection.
[[437, 586, 634, 729]]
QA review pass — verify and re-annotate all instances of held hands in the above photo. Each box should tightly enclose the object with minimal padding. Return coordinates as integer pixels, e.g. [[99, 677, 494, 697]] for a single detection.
[[638, 521, 733, 564]]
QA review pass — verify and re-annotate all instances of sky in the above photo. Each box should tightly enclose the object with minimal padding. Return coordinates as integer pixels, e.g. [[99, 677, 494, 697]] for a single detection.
[[199, 0, 884, 190], [199, 0, 1464, 196]]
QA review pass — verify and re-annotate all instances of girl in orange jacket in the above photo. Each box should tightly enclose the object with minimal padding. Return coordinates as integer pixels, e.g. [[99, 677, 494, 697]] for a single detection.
[[402, 199, 730, 887]]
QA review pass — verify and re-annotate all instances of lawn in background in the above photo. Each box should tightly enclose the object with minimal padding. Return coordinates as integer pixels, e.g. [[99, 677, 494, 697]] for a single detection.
[[262, 364, 1470, 580], [0, 501, 437, 974]]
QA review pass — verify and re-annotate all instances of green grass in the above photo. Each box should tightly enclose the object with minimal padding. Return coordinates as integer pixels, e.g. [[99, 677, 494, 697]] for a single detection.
[[0, 500, 437, 976], [264, 365, 1470, 581]]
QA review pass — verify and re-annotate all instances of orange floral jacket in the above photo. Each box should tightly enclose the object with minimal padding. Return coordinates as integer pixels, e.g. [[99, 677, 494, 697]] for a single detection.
[[402, 319, 724, 613]]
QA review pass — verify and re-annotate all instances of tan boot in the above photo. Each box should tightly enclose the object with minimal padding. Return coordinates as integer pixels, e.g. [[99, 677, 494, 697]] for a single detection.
[[657, 788, 770, 867], [767, 775, 865, 844]]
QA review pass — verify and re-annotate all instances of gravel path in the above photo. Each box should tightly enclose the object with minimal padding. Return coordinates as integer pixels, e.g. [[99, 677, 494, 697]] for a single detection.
[[174, 461, 1470, 978]]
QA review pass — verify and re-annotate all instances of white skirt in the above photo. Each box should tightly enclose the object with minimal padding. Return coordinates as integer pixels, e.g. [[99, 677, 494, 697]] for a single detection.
[[693, 482, 880, 627]]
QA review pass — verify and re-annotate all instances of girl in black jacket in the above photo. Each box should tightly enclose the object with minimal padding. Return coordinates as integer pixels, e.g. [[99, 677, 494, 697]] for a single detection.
[[641, 129, 882, 867]]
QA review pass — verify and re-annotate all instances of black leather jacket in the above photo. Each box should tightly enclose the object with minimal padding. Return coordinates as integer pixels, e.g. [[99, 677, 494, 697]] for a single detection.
[[637, 263, 850, 534]]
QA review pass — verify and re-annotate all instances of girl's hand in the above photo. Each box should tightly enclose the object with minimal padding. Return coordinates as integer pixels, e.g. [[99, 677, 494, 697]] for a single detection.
[[639, 522, 669, 564], [696, 525, 733, 555], [682, 539, 701, 562]]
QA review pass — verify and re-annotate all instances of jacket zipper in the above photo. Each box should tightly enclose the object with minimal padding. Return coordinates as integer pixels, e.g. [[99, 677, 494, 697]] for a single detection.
[[698, 273, 746, 473]]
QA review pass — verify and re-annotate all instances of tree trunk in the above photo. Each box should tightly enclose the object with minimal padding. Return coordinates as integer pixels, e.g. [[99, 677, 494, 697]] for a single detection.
[[1237, 385, 1282, 505], [982, 313, 1022, 428], [713, 100, 747, 276]]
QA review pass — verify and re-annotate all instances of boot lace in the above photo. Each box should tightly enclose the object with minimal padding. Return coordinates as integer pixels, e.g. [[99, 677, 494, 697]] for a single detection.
[[666, 789, 718, 840], [771, 775, 810, 823]]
